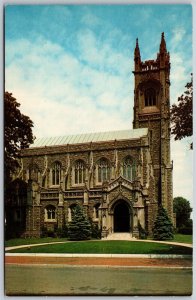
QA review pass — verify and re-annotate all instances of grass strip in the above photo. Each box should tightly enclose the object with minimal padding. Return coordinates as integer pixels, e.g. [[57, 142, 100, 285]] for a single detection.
[[7, 240, 192, 255], [171, 234, 192, 244], [5, 234, 192, 248], [5, 237, 66, 247]]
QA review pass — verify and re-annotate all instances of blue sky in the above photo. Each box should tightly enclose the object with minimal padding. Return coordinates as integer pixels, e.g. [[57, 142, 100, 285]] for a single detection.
[[5, 4, 193, 206]]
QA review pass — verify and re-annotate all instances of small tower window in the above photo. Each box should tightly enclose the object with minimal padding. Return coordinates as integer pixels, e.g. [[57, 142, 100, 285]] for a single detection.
[[145, 88, 156, 106]]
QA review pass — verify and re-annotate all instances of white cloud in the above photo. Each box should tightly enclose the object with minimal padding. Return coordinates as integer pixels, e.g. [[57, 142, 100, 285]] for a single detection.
[[76, 28, 131, 76], [170, 53, 190, 104], [172, 28, 186, 43], [81, 11, 101, 27], [169, 27, 192, 104], [171, 139, 193, 206], [5, 35, 132, 139]]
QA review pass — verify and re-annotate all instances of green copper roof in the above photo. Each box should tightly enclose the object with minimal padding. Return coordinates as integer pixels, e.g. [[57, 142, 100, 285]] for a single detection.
[[30, 128, 148, 148]]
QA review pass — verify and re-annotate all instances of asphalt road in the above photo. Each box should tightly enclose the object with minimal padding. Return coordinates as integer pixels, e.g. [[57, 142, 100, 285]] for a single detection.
[[5, 264, 192, 296]]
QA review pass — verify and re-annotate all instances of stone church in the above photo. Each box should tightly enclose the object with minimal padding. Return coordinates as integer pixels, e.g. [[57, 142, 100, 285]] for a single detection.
[[6, 33, 173, 239]]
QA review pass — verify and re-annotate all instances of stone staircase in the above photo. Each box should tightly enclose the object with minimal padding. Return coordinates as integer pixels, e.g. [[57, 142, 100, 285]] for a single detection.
[[102, 232, 136, 241]]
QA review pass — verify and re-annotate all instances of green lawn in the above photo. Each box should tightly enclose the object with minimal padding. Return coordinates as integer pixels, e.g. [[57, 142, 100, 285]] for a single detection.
[[5, 237, 66, 247], [171, 234, 192, 244], [7, 240, 192, 255], [5, 234, 192, 248]]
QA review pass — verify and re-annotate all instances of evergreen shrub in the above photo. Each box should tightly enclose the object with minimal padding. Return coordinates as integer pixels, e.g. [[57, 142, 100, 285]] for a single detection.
[[55, 225, 68, 238], [153, 206, 174, 240], [91, 222, 101, 239], [68, 204, 92, 240]]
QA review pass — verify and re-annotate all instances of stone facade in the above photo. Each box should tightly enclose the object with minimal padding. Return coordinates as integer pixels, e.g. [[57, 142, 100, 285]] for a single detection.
[[5, 33, 173, 239]]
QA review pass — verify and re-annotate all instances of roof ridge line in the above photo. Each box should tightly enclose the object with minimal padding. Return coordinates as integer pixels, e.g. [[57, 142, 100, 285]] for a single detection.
[[30, 128, 148, 148], [34, 128, 146, 141]]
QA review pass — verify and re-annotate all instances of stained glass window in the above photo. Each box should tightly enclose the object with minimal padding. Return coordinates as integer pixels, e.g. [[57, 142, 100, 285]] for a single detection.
[[75, 160, 85, 184], [98, 158, 110, 182], [122, 157, 136, 181], [52, 162, 61, 185]]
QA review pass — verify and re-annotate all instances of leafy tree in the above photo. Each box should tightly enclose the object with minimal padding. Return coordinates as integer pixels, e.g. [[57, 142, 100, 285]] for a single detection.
[[171, 74, 193, 149], [68, 204, 92, 240], [4, 92, 34, 182], [153, 206, 174, 241], [173, 197, 192, 229]]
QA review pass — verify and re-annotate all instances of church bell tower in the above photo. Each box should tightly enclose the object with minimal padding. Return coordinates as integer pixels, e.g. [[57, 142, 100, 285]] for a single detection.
[[133, 33, 173, 220]]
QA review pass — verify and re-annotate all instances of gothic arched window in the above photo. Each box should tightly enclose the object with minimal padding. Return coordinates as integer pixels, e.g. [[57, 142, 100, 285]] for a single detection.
[[75, 160, 85, 184], [45, 205, 56, 221], [52, 162, 61, 185], [122, 156, 136, 181], [29, 164, 39, 182], [97, 158, 110, 183], [145, 88, 156, 106]]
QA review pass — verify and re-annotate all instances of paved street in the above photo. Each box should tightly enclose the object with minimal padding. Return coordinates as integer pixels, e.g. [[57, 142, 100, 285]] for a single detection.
[[5, 264, 192, 296]]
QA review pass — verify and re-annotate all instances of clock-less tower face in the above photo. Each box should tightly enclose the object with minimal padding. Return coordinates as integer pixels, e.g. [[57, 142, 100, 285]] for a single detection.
[[132, 33, 173, 219]]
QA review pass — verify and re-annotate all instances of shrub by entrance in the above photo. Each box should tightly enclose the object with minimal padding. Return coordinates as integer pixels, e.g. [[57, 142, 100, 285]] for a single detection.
[[68, 204, 92, 240]]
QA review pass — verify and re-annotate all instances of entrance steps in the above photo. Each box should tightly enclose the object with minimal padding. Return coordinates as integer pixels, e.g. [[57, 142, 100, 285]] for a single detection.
[[102, 232, 136, 241]]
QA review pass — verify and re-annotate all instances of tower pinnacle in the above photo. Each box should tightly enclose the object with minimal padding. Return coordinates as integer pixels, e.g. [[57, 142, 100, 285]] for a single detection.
[[160, 32, 167, 53], [134, 38, 141, 71], [134, 38, 141, 59]]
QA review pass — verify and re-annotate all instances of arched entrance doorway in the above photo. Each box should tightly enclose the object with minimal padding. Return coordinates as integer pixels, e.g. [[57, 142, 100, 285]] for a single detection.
[[113, 200, 130, 232]]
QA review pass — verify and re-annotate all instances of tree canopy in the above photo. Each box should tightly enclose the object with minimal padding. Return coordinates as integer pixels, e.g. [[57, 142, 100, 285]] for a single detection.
[[170, 74, 193, 148], [173, 197, 192, 229], [4, 92, 34, 181]]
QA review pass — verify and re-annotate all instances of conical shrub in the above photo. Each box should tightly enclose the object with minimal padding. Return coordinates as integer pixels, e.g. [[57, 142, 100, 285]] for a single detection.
[[68, 204, 92, 240], [153, 206, 174, 240]]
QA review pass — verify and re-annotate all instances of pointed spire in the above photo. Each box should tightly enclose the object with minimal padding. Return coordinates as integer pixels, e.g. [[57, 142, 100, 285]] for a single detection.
[[134, 38, 141, 72], [160, 32, 167, 53], [134, 38, 141, 59]]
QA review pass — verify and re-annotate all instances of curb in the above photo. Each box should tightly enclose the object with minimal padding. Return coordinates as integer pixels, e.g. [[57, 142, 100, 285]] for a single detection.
[[5, 263, 193, 269], [5, 253, 192, 259]]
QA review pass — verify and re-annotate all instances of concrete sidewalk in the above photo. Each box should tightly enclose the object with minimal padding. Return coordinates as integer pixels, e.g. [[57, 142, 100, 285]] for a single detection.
[[5, 253, 192, 258]]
